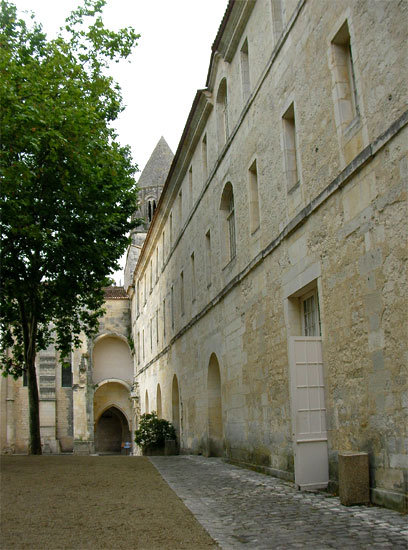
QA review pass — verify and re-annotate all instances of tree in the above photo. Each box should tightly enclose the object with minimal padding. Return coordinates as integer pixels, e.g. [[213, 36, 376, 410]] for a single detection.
[[0, 0, 140, 454]]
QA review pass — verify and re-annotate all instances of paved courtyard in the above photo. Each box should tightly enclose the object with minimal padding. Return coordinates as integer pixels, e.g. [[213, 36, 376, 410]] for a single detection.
[[150, 455, 408, 550]]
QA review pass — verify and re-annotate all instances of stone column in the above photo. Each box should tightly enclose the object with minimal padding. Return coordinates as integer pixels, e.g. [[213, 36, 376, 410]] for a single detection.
[[72, 350, 95, 454]]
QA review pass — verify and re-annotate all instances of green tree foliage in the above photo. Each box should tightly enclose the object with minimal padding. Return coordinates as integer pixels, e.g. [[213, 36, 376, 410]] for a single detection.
[[134, 413, 177, 450], [0, 0, 140, 453]]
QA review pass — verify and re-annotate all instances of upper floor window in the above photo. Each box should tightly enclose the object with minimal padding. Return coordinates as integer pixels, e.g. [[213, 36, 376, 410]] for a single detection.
[[188, 166, 193, 211], [201, 134, 208, 185], [216, 78, 229, 149], [271, 0, 284, 45], [220, 182, 236, 264], [331, 20, 359, 132], [240, 38, 250, 103], [205, 229, 212, 287], [248, 159, 260, 233], [282, 102, 300, 192]]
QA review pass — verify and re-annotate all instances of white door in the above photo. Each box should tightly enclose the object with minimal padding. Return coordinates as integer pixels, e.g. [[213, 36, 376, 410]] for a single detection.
[[289, 336, 329, 489]]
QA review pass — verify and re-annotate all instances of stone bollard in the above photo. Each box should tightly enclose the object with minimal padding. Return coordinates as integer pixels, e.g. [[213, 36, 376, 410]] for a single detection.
[[338, 451, 370, 506]]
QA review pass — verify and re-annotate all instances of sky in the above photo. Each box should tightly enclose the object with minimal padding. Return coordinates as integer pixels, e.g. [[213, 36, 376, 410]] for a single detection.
[[13, 0, 229, 283]]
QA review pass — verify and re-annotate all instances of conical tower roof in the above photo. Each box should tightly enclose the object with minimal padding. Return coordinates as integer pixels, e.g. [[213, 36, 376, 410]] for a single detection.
[[138, 136, 174, 189]]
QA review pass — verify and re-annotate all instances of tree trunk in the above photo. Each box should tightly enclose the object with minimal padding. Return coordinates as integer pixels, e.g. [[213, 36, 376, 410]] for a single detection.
[[27, 350, 42, 454], [20, 299, 42, 455]]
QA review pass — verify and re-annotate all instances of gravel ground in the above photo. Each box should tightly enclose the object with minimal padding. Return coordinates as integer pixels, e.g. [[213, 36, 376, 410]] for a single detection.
[[0, 455, 219, 550]]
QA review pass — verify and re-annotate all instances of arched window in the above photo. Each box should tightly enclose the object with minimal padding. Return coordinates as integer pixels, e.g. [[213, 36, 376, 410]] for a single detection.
[[216, 78, 228, 149], [220, 182, 236, 264]]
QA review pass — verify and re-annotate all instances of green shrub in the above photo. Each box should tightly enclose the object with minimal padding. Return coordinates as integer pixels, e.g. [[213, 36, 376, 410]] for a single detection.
[[134, 412, 176, 449]]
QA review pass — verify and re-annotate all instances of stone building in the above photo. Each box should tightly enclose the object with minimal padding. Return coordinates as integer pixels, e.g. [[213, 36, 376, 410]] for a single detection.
[[1, 0, 406, 513], [128, 0, 407, 512]]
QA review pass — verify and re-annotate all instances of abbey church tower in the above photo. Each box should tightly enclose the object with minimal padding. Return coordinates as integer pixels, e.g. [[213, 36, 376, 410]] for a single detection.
[[124, 137, 173, 290]]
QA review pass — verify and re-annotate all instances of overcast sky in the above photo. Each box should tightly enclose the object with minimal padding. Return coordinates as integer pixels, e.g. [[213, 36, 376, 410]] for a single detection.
[[13, 0, 229, 283]]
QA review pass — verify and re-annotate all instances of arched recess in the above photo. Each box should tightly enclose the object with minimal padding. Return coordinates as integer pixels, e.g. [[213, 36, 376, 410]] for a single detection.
[[216, 78, 228, 149], [94, 406, 131, 453], [156, 384, 162, 418], [93, 382, 132, 453], [92, 335, 133, 386], [145, 390, 149, 414], [172, 375, 181, 445], [208, 353, 223, 457]]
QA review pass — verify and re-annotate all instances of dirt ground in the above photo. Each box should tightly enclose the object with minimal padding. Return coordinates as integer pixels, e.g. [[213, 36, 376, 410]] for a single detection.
[[0, 456, 219, 550]]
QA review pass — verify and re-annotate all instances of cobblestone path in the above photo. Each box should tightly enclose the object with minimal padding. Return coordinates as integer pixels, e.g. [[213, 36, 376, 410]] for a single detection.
[[150, 455, 407, 550]]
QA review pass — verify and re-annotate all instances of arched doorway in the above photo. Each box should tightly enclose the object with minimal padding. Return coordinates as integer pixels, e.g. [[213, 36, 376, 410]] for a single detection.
[[208, 353, 223, 457], [156, 384, 162, 418], [172, 375, 180, 445], [95, 406, 131, 453]]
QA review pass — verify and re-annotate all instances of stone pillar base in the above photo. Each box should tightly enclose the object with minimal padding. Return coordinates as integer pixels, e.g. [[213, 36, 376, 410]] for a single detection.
[[339, 451, 370, 506], [73, 440, 95, 455]]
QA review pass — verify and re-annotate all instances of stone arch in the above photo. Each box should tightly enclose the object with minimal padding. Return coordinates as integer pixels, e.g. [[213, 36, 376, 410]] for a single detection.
[[220, 182, 236, 264], [208, 353, 223, 457], [94, 406, 131, 453], [156, 384, 162, 418], [92, 335, 133, 386], [145, 389, 149, 413], [172, 375, 181, 445], [93, 381, 133, 452], [216, 77, 228, 148]]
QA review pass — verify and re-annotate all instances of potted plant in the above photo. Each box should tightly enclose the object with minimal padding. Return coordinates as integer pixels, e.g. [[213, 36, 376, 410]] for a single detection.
[[134, 411, 177, 456]]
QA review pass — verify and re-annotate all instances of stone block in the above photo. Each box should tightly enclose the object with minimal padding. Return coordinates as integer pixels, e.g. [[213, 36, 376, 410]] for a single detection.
[[339, 451, 370, 506]]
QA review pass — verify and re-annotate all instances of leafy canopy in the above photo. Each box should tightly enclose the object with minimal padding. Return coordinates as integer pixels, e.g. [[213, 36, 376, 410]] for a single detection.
[[0, 0, 140, 375]]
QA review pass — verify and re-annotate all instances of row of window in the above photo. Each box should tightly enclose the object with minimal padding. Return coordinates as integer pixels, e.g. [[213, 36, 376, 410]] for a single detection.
[[135, 16, 359, 353], [22, 361, 72, 388]]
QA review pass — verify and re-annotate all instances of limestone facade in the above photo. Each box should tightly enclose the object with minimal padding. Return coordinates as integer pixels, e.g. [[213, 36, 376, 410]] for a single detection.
[[129, 0, 407, 512]]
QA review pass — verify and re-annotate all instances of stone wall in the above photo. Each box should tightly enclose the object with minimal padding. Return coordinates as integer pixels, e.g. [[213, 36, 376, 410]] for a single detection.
[[130, 0, 407, 511]]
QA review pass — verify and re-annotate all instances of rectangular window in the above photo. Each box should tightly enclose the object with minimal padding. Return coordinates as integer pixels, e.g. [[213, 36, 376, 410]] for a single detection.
[[162, 230, 166, 265], [150, 260, 153, 292], [142, 329, 145, 361], [169, 213, 173, 248], [180, 270, 184, 316], [190, 252, 196, 302], [61, 360, 72, 387], [205, 230, 212, 287], [248, 159, 260, 233], [227, 194, 236, 260], [156, 309, 159, 344], [171, 285, 174, 330], [331, 21, 359, 131], [156, 247, 159, 282], [240, 38, 250, 102], [136, 280, 140, 316], [144, 274, 147, 305], [137, 332, 140, 365], [271, 0, 284, 45], [163, 298, 166, 339], [188, 166, 193, 211], [178, 190, 183, 228], [301, 291, 321, 337], [201, 134, 208, 185], [282, 102, 299, 192], [150, 318, 153, 351]]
